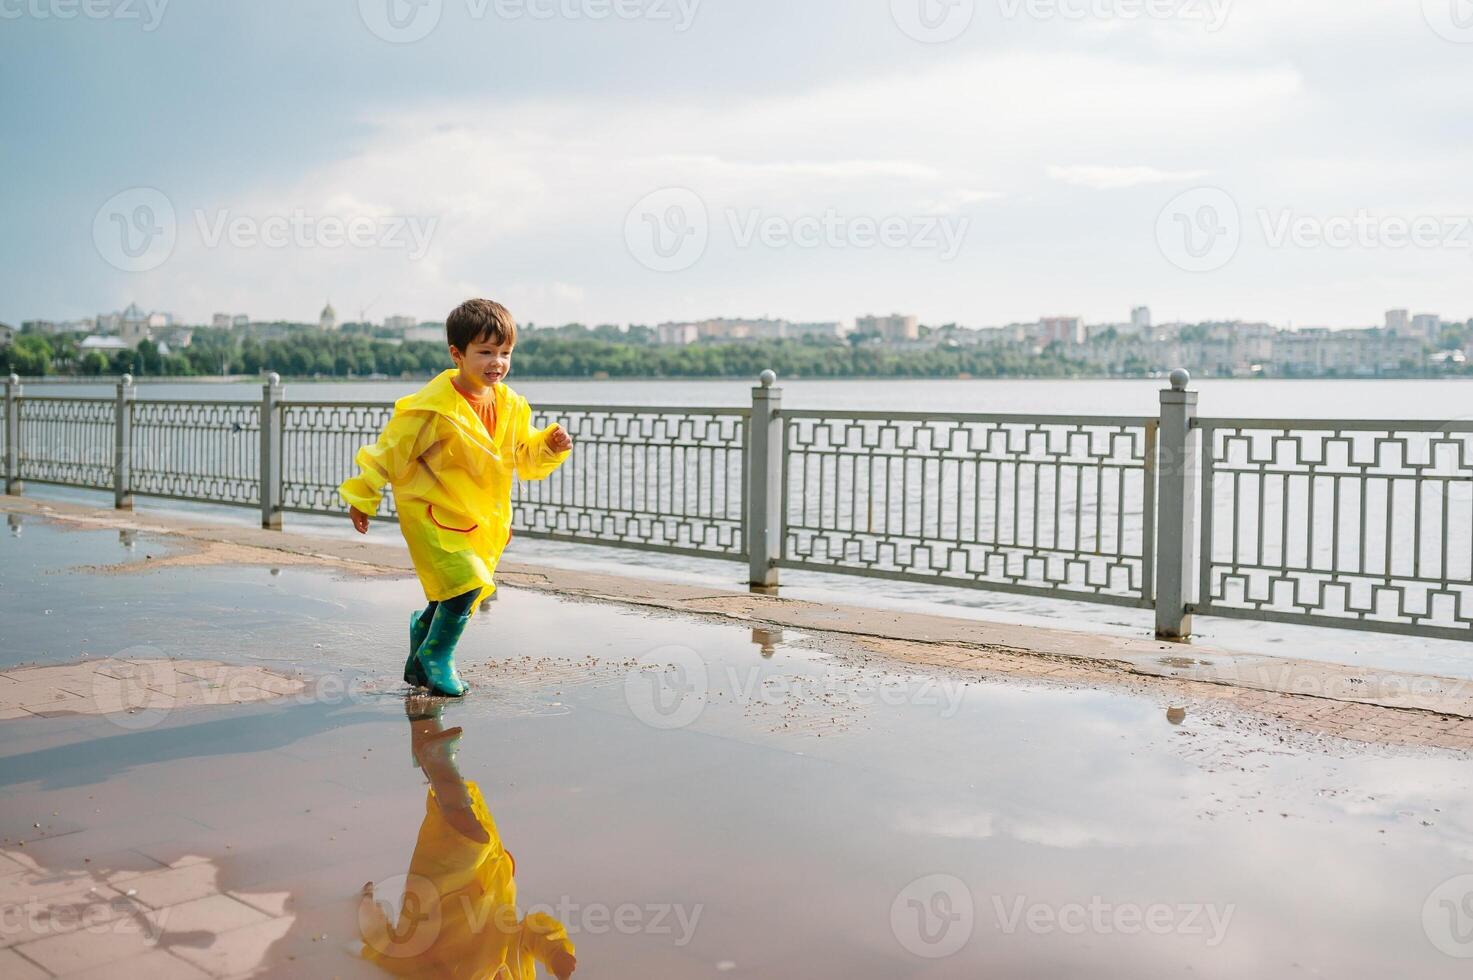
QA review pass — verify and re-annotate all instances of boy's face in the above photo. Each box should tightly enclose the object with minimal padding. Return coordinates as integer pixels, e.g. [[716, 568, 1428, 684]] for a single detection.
[[451, 335, 514, 390]]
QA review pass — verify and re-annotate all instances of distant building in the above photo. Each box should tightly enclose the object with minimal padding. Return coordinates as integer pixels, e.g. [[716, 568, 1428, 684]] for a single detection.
[[403, 324, 444, 344], [785, 321, 844, 340], [80, 335, 131, 352], [212, 313, 232, 329], [119, 303, 152, 345], [1131, 306, 1151, 332], [1385, 309, 1410, 334], [160, 327, 194, 349], [384, 315, 417, 333], [656, 322, 700, 345], [855, 313, 919, 341], [1413, 313, 1442, 342], [0, 323, 14, 346], [1038, 316, 1085, 345], [652, 317, 843, 344], [232, 314, 249, 328], [319, 302, 338, 332], [1274, 327, 1423, 376]]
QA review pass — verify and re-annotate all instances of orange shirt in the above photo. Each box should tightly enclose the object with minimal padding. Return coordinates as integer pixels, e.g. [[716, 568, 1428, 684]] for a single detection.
[[452, 378, 497, 436]]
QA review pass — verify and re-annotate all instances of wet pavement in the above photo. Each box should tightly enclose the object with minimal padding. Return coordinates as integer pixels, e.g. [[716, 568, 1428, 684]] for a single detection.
[[3, 516, 1473, 978]]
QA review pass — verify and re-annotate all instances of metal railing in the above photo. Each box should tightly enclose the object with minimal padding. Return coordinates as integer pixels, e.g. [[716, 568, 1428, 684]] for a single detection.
[[1195, 418, 1473, 641], [778, 409, 1156, 608], [5, 369, 1473, 643]]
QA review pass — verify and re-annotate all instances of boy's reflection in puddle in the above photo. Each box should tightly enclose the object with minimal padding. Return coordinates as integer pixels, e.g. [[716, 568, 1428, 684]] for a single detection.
[[360, 699, 577, 979]]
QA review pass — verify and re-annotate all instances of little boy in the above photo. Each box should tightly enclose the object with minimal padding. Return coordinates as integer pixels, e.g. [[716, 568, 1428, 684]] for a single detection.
[[340, 299, 573, 697]]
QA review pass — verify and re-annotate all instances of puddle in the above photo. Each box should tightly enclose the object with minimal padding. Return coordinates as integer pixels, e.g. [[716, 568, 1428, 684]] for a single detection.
[[1, 520, 1472, 977]]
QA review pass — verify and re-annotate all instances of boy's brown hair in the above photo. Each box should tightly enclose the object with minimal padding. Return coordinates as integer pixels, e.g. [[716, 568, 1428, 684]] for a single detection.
[[446, 299, 517, 352]]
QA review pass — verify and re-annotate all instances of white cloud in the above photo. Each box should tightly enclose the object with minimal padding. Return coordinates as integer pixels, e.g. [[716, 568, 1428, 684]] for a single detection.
[[1047, 164, 1212, 190]]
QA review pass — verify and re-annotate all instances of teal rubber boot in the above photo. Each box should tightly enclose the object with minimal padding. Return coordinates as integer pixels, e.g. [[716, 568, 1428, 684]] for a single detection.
[[404, 610, 431, 689], [415, 606, 471, 698]]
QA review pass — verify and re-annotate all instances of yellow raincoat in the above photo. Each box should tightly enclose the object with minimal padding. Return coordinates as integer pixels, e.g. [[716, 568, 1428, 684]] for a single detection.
[[339, 370, 571, 614], [360, 780, 575, 979]]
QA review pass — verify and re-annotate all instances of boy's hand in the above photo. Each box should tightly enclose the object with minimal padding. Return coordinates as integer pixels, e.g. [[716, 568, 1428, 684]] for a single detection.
[[349, 506, 370, 534], [547, 424, 573, 454], [547, 948, 576, 979]]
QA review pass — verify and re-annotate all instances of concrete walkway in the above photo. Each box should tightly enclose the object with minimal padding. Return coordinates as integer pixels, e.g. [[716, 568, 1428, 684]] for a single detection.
[[5, 494, 1472, 752]]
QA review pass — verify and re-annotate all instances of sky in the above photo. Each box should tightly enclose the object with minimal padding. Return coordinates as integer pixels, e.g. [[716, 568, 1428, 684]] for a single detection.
[[2, 0, 1471, 330]]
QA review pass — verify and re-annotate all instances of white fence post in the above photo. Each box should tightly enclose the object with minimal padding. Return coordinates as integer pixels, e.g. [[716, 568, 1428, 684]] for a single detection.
[[748, 370, 783, 588], [1154, 368, 1198, 639], [114, 374, 135, 510], [260, 373, 283, 529]]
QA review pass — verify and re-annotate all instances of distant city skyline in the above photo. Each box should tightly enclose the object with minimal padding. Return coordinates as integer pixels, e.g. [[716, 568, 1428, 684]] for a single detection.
[[4, 3, 1469, 330]]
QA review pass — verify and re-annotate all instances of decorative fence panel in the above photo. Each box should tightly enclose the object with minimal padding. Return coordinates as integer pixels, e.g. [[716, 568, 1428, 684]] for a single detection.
[[16, 397, 115, 491], [281, 402, 396, 516], [778, 410, 1157, 608], [516, 405, 748, 560], [1195, 419, 1473, 641], [130, 400, 261, 506]]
